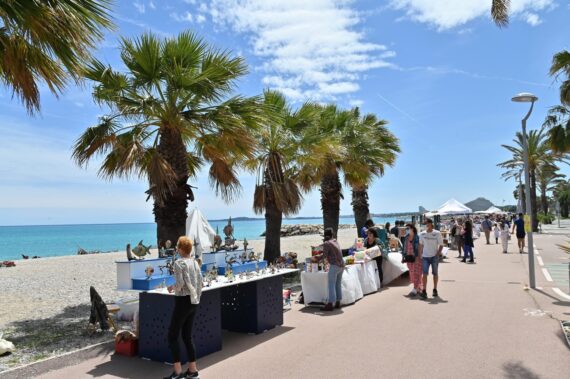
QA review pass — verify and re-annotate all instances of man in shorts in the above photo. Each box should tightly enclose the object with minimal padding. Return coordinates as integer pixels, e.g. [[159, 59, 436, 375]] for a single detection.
[[511, 213, 526, 254], [419, 219, 444, 299]]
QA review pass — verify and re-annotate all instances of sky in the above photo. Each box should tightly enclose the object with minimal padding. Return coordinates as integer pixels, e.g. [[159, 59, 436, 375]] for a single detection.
[[1, 0, 570, 226]]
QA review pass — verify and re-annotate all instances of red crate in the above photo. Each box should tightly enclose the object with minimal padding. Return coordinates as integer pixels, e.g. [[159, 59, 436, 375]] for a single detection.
[[115, 339, 138, 357]]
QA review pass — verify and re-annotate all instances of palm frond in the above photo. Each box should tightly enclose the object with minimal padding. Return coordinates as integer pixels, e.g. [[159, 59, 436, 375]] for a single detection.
[[491, 0, 510, 28]]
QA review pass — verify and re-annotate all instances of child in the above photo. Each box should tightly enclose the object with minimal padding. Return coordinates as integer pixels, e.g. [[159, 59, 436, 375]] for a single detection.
[[493, 223, 500, 244]]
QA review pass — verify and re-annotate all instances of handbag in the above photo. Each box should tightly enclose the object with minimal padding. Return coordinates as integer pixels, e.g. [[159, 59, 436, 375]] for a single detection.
[[404, 254, 415, 263]]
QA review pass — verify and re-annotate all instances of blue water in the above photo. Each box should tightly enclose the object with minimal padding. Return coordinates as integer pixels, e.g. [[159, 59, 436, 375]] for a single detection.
[[0, 216, 400, 260]]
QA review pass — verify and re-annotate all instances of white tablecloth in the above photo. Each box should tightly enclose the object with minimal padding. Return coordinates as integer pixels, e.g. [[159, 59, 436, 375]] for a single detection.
[[382, 253, 409, 284]]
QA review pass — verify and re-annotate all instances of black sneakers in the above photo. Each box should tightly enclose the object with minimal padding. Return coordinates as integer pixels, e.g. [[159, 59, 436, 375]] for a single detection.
[[164, 372, 185, 379], [432, 289, 438, 297], [419, 290, 428, 300], [186, 370, 200, 379]]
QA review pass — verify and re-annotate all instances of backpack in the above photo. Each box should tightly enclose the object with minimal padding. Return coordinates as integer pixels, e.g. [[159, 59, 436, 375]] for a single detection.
[[451, 225, 457, 237]]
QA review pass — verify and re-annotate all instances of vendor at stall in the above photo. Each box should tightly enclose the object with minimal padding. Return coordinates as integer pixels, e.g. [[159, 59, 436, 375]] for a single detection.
[[364, 228, 383, 285], [312, 227, 344, 311], [165, 236, 203, 379]]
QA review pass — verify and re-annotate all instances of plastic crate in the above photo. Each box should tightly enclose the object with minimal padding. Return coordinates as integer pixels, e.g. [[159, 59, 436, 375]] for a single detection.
[[115, 339, 138, 357]]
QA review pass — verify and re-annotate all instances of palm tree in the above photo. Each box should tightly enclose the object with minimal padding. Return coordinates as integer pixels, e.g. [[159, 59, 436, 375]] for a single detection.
[[491, 0, 510, 27], [0, 0, 114, 113], [498, 127, 559, 231], [549, 50, 570, 107], [554, 180, 570, 218], [248, 90, 322, 262], [345, 111, 400, 236], [543, 105, 570, 154], [73, 32, 265, 245], [536, 164, 565, 214]]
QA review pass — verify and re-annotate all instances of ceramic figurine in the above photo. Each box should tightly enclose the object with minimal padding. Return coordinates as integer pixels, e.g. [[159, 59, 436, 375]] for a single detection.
[[144, 265, 154, 279], [243, 238, 249, 251], [133, 240, 152, 259]]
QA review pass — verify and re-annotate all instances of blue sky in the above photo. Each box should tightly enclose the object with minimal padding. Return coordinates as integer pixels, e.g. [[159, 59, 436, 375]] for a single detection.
[[1, 0, 569, 225]]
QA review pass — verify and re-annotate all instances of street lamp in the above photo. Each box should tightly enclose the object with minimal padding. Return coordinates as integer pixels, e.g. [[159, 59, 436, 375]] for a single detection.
[[512, 92, 538, 289]]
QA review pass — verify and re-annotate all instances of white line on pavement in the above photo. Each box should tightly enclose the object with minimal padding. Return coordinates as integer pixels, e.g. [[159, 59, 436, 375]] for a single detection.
[[537, 256, 544, 266], [552, 287, 570, 301], [541, 268, 553, 282]]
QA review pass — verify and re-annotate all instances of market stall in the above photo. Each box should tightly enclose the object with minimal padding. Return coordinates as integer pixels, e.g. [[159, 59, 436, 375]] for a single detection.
[[138, 268, 297, 363]]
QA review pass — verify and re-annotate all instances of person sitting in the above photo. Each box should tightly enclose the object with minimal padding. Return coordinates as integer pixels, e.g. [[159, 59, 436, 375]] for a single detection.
[[165, 237, 203, 379], [364, 228, 384, 285], [361, 219, 374, 239], [312, 228, 345, 311]]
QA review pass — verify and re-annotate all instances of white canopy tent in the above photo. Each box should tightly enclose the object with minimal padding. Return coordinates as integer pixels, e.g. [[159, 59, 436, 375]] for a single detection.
[[475, 206, 506, 215], [434, 198, 472, 216], [185, 208, 216, 259]]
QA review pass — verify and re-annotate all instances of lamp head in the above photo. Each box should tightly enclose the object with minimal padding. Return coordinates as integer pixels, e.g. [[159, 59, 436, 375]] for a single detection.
[[511, 92, 538, 103]]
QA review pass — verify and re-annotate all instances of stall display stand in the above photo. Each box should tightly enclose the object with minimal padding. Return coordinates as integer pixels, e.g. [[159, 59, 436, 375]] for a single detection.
[[220, 275, 283, 334], [138, 289, 222, 363]]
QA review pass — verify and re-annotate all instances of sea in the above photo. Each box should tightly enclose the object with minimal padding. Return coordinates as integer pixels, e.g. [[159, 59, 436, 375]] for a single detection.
[[0, 216, 401, 261]]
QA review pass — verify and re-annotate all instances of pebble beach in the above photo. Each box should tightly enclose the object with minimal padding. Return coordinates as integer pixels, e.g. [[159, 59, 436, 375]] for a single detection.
[[0, 227, 358, 371]]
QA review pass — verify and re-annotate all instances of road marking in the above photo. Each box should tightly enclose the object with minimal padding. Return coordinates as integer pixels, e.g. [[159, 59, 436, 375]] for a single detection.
[[537, 256, 544, 266], [552, 287, 570, 301], [541, 268, 553, 282]]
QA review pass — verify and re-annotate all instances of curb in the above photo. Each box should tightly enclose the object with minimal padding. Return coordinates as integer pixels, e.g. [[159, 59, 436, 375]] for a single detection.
[[0, 340, 113, 379]]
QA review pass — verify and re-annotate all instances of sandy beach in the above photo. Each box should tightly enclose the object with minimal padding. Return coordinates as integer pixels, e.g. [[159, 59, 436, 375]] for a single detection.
[[0, 227, 360, 372]]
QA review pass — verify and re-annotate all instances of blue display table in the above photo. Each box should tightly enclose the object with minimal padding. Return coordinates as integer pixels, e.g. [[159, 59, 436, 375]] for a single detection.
[[217, 260, 267, 275], [138, 290, 222, 363], [132, 275, 175, 291]]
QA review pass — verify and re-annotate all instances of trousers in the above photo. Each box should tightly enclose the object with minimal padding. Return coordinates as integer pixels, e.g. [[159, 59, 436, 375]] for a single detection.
[[168, 296, 198, 363]]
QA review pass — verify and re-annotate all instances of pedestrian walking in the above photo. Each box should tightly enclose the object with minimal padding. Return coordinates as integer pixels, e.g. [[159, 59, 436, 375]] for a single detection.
[[500, 220, 509, 254], [401, 223, 421, 297], [461, 220, 475, 263], [493, 223, 500, 244], [481, 215, 493, 244], [511, 213, 526, 254], [453, 219, 464, 258], [419, 219, 443, 299]]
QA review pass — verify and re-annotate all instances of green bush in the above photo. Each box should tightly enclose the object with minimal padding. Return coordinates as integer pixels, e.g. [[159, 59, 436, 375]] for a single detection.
[[538, 213, 554, 225]]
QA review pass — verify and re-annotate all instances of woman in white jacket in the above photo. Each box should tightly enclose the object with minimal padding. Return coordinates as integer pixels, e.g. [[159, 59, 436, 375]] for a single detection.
[[499, 220, 510, 254]]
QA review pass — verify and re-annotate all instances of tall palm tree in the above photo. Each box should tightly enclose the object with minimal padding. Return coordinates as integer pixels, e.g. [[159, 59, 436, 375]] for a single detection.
[[536, 164, 565, 214], [248, 90, 323, 262], [553, 180, 570, 218], [491, 0, 510, 27], [0, 0, 114, 113], [498, 127, 558, 231], [344, 111, 399, 236], [73, 32, 265, 245], [549, 50, 570, 107]]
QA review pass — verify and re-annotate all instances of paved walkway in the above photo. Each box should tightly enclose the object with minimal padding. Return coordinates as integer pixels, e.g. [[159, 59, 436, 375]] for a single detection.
[[6, 235, 570, 379]]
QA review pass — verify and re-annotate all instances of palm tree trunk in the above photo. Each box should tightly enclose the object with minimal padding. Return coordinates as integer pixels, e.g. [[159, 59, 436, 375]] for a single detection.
[[540, 187, 548, 215], [530, 170, 539, 232], [321, 170, 342, 237], [263, 168, 282, 263], [562, 203, 569, 218], [154, 128, 189, 247], [351, 185, 370, 237]]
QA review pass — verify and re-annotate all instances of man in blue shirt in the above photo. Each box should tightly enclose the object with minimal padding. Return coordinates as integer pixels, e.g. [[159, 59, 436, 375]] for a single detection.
[[511, 213, 526, 254]]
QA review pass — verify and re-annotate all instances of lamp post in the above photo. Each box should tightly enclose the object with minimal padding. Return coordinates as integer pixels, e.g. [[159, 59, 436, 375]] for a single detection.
[[512, 92, 538, 289]]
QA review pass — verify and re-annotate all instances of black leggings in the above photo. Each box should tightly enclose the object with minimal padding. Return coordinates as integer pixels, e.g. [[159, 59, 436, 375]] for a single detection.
[[373, 256, 383, 285], [168, 296, 198, 363]]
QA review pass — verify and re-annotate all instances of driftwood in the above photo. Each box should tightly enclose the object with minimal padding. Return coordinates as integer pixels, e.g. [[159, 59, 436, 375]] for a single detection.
[[89, 286, 110, 330]]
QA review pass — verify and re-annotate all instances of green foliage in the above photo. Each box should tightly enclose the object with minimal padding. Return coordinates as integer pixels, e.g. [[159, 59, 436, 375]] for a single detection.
[[537, 212, 554, 225]]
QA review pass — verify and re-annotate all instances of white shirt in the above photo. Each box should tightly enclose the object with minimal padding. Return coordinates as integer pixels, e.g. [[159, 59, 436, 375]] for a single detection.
[[420, 230, 443, 258]]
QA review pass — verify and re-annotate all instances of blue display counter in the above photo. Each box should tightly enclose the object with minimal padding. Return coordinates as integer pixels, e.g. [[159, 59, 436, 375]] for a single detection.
[[132, 275, 175, 291], [217, 260, 267, 275]]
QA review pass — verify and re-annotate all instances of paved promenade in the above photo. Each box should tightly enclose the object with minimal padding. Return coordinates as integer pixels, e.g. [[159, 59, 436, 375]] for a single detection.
[[3, 232, 569, 379]]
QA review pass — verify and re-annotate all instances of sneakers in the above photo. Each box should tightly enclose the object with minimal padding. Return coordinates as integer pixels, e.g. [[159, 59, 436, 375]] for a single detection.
[[432, 289, 438, 297], [186, 370, 200, 379], [419, 290, 428, 300], [468, 259, 474, 263], [460, 258, 466, 263], [408, 288, 417, 297], [164, 372, 186, 379], [321, 303, 334, 311]]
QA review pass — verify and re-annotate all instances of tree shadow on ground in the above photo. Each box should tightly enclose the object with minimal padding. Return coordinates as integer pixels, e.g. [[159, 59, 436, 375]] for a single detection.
[[502, 361, 541, 379], [0, 303, 126, 370]]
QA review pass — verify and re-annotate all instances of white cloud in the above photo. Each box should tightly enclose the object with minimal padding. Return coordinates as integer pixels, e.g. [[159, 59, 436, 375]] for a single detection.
[[348, 99, 364, 107], [524, 12, 542, 26], [133, 1, 145, 14], [149, 1, 156, 10], [197, 0, 394, 101], [170, 11, 194, 23], [390, 0, 554, 30]]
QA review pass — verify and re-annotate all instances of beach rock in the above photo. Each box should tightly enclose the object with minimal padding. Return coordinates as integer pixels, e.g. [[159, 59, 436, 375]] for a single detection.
[[260, 224, 355, 237]]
